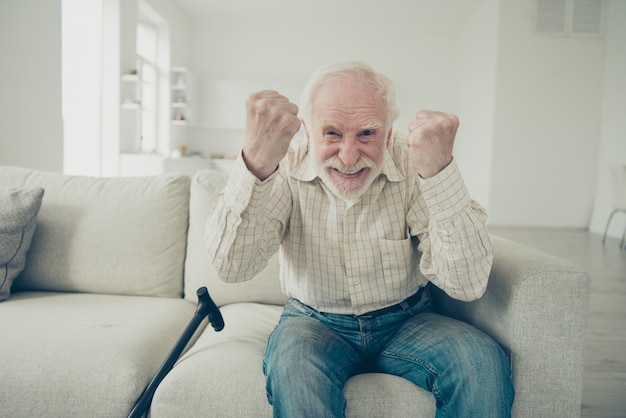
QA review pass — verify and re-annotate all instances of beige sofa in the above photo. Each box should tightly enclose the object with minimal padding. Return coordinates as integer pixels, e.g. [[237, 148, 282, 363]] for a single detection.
[[0, 165, 591, 417]]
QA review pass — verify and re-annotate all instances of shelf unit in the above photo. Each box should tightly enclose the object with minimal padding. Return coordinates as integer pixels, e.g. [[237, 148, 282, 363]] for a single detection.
[[171, 67, 190, 125]]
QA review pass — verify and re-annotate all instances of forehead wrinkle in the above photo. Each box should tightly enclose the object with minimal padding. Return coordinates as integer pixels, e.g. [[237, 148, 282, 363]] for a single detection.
[[317, 108, 385, 129], [312, 80, 389, 133], [318, 120, 383, 134], [314, 86, 387, 111], [318, 102, 382, 116]]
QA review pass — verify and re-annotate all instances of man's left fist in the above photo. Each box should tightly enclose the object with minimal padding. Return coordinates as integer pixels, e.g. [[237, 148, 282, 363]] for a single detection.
[[406, 110, 459, 179]]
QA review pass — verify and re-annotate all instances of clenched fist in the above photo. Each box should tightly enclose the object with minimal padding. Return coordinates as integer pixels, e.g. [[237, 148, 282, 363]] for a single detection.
[[242, 90, 301, 180], [406, 110, 459, 179]]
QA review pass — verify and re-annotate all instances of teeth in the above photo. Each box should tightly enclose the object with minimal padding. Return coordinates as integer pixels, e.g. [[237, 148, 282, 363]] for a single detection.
[[336, 168, 364, 175]]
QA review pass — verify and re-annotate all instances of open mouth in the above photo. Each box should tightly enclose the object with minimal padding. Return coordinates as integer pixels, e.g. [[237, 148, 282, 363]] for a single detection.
[[331, 167, 368, 177]]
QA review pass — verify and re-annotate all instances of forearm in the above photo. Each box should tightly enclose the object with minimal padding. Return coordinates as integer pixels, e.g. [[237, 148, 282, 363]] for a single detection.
[[205, 155, 287, 283], [419, 204, 493, 301], [412, 160, 493, 301]]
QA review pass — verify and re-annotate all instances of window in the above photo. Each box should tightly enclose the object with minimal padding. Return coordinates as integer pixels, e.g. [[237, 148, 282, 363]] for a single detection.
[[64, 0, 172, 176], [132, 0, 171, 156]]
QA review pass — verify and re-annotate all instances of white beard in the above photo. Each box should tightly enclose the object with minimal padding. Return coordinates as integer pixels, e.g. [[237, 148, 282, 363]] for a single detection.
[[317, 154, 384, 201]]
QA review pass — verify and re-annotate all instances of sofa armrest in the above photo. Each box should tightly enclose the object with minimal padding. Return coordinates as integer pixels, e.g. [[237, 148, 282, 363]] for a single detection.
[[431, 235, 590, 418]]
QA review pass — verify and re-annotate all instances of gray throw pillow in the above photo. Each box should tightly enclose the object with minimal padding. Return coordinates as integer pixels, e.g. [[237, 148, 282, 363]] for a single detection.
[[0, 187, 44, 301]]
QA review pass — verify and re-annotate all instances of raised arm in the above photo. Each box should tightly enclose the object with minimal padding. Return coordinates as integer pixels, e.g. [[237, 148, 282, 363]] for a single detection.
[[405, 110, 493, 301], [205, 91, 299, 282]]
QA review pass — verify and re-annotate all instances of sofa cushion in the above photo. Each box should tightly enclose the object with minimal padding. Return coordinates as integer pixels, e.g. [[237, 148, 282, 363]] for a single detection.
[[0, 187, 44, 301], [0, 291, 197, 417], [0, 166, 190, 297], [151, 303, 435, 417], [184, 169, 287, 306]]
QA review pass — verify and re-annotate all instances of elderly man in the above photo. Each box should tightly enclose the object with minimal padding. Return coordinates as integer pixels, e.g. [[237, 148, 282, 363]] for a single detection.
[[206, 62, 514, 417]]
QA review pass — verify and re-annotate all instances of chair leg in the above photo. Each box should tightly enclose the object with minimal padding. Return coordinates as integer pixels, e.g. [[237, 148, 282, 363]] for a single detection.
[[602, 209, 618, 245]]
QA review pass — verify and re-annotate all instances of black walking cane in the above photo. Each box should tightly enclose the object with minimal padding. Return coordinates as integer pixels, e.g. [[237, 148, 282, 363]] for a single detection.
[[127, 287, 224, 418]]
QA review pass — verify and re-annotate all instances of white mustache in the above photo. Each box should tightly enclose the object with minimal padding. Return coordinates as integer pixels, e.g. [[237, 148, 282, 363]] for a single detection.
[[322, 156, 375, 174]]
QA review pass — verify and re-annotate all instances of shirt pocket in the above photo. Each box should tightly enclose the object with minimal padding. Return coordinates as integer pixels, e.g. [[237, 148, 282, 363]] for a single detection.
[[379, 237, 415, 285]]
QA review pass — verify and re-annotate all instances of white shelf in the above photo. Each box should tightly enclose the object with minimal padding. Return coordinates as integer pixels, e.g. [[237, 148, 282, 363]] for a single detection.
[[121, 72, 142, 111], [121, 101, 141, 110], [121, 74, 140, 82]]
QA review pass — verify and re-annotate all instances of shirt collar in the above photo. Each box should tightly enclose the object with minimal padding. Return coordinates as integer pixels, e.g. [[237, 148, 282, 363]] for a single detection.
[[289, 141, 405, 184]]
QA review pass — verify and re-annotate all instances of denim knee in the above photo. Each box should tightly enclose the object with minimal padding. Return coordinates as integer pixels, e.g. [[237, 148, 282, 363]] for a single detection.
[[263, 315, 355, 417]]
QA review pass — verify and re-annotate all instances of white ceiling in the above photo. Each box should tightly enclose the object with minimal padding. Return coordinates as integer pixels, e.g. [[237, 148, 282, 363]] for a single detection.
[[173, 0, 484, 28]]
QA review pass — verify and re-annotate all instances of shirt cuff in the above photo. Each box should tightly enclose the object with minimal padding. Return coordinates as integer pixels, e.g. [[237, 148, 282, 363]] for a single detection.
[[222, 152, 278, 215], [418, 159, 471, 220]]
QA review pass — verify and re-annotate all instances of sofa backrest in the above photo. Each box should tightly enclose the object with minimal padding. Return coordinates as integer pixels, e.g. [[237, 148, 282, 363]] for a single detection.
[[184, 169, 287, 307], [0, 166, 190, 297]]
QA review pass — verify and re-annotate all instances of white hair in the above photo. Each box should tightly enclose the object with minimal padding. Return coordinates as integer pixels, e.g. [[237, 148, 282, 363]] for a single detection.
[[299, 62, 400, 128]]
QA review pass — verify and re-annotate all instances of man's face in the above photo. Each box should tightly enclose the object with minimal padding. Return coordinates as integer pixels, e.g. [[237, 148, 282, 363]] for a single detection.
[[307, 78, 392, 200]]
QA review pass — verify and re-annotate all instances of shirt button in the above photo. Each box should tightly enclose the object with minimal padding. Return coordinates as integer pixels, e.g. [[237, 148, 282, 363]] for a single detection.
[[354, 281, 361, 287], [449, 246, 456, 254]]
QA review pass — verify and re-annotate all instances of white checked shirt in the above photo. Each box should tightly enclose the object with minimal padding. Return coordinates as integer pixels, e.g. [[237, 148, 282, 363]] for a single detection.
[[206, 140, 493, 315]]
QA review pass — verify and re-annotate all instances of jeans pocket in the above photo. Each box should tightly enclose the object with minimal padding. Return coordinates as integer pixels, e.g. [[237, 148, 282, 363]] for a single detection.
[[284, 298, 316, 318], [407, 285, 433, 316]]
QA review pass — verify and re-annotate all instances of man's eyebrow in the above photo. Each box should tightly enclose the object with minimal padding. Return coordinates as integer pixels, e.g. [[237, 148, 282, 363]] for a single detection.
[[360, 122, 384, 131], [320, 122, 340, 132]]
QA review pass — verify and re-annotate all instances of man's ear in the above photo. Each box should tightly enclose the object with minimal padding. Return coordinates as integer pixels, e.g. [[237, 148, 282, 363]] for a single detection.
[[386, 128, 393, 147]]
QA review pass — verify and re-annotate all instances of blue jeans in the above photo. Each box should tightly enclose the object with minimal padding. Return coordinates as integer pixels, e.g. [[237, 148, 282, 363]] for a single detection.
[[263, 286, 514, 417]]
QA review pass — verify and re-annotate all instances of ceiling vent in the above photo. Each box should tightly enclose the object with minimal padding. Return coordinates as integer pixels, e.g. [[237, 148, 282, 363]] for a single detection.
[[535, 0, 605, 37]]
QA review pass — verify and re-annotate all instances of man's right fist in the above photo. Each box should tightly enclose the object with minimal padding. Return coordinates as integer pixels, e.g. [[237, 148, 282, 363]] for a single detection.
[[242, 90, 301, 180]]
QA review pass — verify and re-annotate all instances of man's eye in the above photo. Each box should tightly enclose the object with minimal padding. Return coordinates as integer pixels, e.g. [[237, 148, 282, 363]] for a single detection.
[[358, 130, 376, 142], [325, 131, 341, 141]]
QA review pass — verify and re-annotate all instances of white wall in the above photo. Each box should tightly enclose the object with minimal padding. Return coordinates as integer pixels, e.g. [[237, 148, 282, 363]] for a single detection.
[[187, 0, 617, 230], [589, 0, 626, 239], [146, 0, 190, 66], [1, 0, 623, 232], [455, 0, 500, 208], [62, 0, 104, 176], [0, 0, 63, 172], [488, 0, 606, 227], [188, 18, 460, 161]]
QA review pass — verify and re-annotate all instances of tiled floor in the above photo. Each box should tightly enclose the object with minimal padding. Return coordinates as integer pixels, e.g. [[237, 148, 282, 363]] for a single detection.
[[488, 226, 626, 418]]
